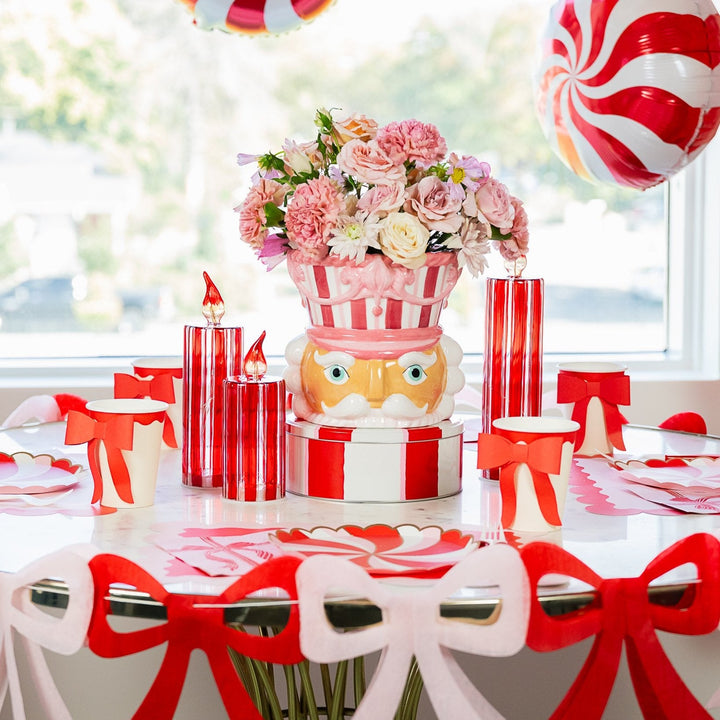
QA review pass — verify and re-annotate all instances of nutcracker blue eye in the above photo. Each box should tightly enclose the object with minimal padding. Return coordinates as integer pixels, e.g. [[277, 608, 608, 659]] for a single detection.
[[402, 364, 427, 385], [324, 364, 349, 384]]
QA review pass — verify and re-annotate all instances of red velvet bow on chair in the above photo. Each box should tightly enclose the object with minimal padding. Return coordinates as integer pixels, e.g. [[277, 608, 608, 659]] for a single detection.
[[521, 533, 720, 720], [64, 410, 135, 503], [477, 433, 564, 527], [114, 373, 177, 447], [87, 554, 303, 720], [556, 373, 629, 450]]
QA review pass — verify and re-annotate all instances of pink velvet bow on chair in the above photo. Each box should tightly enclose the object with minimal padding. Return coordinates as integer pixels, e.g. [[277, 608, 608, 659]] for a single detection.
[[297, 544, 529, 720], [0, 546, 94, 720]]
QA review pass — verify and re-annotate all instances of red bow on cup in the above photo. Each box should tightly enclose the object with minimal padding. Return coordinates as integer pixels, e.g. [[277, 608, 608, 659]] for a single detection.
[[556, 373, 629, 451], [114, 373, 177, 447], [87, 554, 303, 720], [64, 410, 135, 504], [521, 533, 720, 720], [477, 433, 565, 527]]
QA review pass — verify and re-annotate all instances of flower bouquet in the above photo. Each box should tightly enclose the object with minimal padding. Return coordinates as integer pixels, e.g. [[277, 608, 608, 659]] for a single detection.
[[236, 108, 528, 275], [235, 109, 532, 499]]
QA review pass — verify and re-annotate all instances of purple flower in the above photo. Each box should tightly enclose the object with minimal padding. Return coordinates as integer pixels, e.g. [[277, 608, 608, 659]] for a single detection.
[[448, 153, 491, 200], [257, 234, 288, 271], [237, 152, 260, 167]]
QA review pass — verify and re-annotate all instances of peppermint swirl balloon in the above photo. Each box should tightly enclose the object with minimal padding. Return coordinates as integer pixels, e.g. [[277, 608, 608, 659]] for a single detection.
[[179, 0, 334, 35], [535, 0, 720, 189]]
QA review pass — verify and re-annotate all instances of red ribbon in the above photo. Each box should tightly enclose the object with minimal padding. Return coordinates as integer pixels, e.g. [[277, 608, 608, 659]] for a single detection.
[[64, 410, 135, 503], [114, 373, 178, 448], [87, 554, 303, 720], [556, 372, 630, 451], [476, 433, 565, 527], [521, 533, 720, 720]]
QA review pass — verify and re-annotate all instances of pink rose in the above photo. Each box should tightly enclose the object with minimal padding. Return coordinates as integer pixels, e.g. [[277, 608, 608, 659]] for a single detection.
[[285, 176, 345, 262], [357, 183, 406, 217], [376, 119, 448, 168], [474, 178, 516, 234], [336, 139, 406, 186], [404, 176, 462, 233], [497, 196, 529, 261], [236, 179, 286, 248]]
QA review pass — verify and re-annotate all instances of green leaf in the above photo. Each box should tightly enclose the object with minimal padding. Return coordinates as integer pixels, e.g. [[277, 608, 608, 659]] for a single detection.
[[490, 225, 512, 241], [263, 202, 285, 227]]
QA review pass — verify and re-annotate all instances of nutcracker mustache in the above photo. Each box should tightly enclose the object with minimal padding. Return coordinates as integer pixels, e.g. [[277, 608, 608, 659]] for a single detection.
[[322, 393, 428, 420]]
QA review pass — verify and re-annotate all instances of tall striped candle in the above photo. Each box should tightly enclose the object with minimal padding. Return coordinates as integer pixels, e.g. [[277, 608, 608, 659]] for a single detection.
[[182, 273, 243, 488], [481, 275, 544, 476]]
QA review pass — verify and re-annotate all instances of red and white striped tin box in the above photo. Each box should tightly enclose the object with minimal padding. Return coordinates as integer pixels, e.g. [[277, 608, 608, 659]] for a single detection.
[[286, 419, 463, 502]]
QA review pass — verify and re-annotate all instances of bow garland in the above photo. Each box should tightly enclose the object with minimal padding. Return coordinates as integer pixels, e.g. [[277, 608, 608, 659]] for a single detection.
[[0, 546, 94, 720], [521, 533, 720, 720], [297, 544, 529, 720], [87, 554, 303, 720]]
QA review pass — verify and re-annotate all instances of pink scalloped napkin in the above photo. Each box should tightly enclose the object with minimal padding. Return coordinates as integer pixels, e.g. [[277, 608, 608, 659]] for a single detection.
[[571, 456, 720, 515], [626, 485, 720, 513], [153, 526, 285, 577], [570, 458, 678, 515]]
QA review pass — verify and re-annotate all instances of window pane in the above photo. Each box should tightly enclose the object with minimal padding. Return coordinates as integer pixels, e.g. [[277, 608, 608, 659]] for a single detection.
[[0, 0, 668, 360]]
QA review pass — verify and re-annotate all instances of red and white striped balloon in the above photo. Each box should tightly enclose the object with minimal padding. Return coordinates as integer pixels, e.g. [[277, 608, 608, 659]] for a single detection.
[[179, 0, 334, 35], [535, 0, 720, 189]]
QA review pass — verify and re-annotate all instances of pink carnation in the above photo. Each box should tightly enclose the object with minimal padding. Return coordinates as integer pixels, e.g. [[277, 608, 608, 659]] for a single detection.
[[357, 183, 406, 217], [336, 139, 406, 186], [497, 197, 529, 261], [285, 176, 345, 262], [404, 176, 462, 233], [237, 179, 286, 249], [376, 119, 448, 168]]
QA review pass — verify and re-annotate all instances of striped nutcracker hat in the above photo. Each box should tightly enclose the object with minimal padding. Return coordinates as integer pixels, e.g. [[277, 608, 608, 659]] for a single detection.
[[286, 251, 461, 359]]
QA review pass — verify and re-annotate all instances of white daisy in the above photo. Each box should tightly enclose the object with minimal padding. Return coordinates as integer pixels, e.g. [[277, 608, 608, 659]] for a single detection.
[[327, 214, 382, 264]]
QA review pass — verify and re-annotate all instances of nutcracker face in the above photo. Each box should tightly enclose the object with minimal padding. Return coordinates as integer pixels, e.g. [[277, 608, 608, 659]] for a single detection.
[[283, 331, 465, 428], [300, 341, 448, 422]]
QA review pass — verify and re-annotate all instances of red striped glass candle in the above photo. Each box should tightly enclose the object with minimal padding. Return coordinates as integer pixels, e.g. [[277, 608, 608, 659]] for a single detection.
[[223, 332, 285, 502], [482, 275, 544, 477], [182, 273, 243, 488]]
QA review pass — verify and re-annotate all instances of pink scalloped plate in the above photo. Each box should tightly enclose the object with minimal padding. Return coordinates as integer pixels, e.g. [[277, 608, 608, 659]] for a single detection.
[[0, 452, 84, 494], [270, 524, 480, 577], [611, 456, 720, 493]]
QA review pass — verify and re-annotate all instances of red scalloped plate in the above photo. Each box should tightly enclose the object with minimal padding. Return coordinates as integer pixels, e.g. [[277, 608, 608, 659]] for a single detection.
[[0, 452, 84, 494], [269, 524, 480, 577]]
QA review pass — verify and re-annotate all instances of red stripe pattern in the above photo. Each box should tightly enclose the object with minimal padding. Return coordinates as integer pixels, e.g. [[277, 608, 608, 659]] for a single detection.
[[187, 0, 335, 35], [287, 253, 461, 334], [536, 0, 720, 189], [286, 419, 463, 502]]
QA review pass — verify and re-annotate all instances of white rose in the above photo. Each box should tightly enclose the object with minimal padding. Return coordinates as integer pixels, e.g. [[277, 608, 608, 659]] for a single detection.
[[283, 140, 316, 175], [378, 211, 429, 269]]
